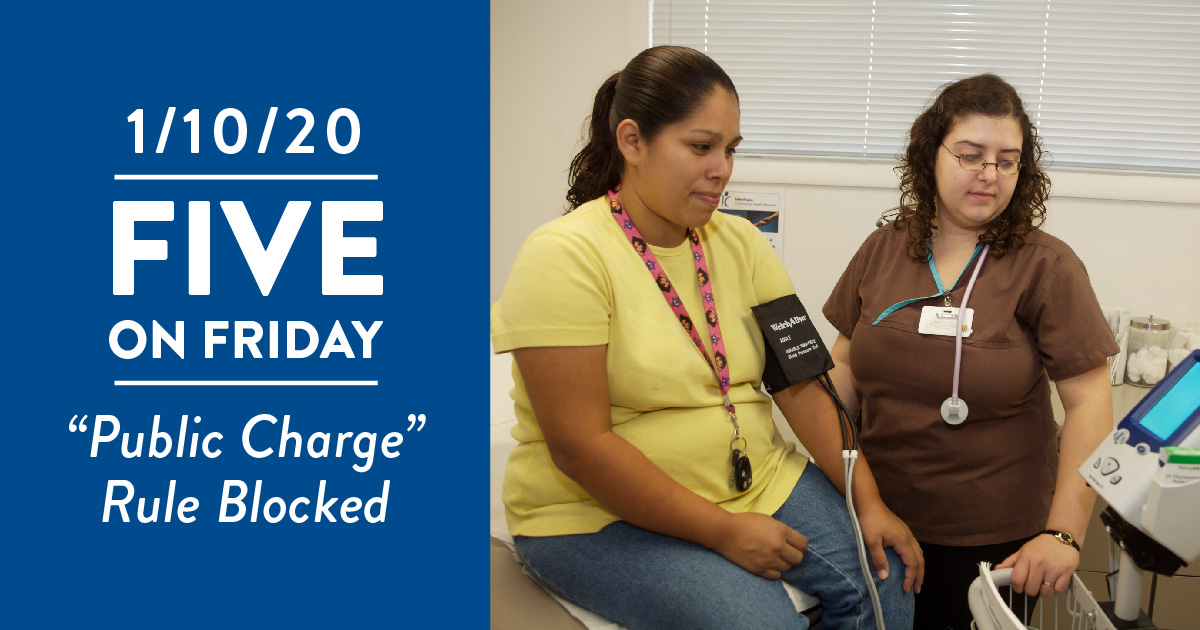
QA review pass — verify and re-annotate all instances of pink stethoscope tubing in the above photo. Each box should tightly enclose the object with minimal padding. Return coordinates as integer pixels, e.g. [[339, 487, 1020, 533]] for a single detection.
[[941, 243, 991, 424]]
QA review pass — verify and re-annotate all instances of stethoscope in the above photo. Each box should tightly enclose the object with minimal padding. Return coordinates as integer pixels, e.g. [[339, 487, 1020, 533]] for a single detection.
[[940, 243, 989, 424], [875, 209, 990, 425]]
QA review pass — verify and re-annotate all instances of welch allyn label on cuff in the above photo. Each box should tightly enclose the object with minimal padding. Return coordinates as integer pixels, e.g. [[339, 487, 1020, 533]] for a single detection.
[[752, 295, 834, 394]]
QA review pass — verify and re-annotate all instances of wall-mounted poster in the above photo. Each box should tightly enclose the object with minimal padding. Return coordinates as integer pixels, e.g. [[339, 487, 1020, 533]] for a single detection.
[[720, 185, 785, 259]]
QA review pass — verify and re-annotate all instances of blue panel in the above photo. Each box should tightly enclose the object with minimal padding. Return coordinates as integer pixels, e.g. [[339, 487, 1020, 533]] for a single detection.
[[1140, 364, 1200, 441], [1, 2, 489, 626]]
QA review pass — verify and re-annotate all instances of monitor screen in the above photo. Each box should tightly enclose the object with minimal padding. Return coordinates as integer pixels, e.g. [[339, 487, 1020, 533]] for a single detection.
[[1140, 362, 1200, 441]]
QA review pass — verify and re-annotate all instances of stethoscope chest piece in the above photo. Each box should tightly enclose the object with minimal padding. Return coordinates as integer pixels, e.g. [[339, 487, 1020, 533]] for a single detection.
[[941, 397, 969, 425]]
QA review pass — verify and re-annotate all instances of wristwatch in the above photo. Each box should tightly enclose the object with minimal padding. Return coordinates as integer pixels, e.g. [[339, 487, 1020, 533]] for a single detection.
[[1043, 529, 1080, 551]]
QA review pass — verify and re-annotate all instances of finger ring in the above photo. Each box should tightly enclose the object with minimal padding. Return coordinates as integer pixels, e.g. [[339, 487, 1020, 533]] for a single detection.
[[1042, 581, 1053, 587]]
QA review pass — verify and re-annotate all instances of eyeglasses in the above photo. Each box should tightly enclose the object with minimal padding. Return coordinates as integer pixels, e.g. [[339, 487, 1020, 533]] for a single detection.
[[942, 144, 1022, 176]]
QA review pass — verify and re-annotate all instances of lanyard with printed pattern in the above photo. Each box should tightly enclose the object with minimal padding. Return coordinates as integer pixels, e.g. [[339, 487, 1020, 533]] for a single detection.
[[607, 189, 752, 491]]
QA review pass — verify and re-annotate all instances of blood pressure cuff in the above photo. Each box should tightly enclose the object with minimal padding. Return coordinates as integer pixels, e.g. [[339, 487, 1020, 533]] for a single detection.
[[751, 295, 834, 394]]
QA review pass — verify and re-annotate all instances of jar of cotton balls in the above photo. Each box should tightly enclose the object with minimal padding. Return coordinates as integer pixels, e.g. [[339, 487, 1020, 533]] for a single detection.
[[1125, 316, 1172, 387], [1168, 324, 1200, 374]]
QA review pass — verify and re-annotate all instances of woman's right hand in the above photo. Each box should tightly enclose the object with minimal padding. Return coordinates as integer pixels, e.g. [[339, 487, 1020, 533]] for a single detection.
[[711, 512, 807, 580]]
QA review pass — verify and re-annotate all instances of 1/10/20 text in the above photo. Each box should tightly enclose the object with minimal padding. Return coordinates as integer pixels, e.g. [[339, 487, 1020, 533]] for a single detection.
[[127, 107, 360, 154]]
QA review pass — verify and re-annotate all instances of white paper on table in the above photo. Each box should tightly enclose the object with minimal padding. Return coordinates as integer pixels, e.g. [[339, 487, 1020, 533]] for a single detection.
[[1105, 306, 1132, 385]]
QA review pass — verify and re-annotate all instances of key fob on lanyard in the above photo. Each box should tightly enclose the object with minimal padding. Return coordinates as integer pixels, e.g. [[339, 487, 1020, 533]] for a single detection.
[[730, 449, 752, 492]]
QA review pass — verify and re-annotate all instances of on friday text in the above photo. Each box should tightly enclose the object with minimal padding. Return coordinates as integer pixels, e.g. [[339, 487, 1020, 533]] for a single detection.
[[109, 319, 382, 359]]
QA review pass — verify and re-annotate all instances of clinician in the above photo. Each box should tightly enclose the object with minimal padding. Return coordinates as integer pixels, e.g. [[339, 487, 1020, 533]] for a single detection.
[[822, 74, 1118, 630], [493, 46, 917, 629]]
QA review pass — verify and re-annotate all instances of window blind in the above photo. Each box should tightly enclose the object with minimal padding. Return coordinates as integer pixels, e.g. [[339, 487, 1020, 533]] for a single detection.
[[652, 0, 1200, 173]]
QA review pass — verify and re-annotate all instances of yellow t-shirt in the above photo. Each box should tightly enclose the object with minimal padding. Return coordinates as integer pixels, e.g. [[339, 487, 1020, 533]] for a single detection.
[[492, 196, 807, 537]]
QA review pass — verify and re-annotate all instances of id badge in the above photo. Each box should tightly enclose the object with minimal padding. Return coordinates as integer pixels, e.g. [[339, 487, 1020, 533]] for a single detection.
[[918, 306, 974, 337]]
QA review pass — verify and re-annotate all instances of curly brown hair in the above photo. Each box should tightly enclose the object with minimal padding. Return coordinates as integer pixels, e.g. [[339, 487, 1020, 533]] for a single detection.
[[892, 74, 1051, 260]]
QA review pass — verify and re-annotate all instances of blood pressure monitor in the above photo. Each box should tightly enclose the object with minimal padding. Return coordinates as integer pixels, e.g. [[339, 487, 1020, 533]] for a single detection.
[[1081, 349, 1200, 566]]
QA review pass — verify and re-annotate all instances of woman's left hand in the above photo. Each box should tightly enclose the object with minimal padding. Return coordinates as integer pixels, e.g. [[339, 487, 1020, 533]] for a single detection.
[[997, 534, 1080, 596], [856, 499, 925, 594]]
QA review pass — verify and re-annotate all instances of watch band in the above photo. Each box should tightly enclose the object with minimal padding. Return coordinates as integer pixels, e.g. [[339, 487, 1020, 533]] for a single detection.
[[1043, 529, 1080, 551]]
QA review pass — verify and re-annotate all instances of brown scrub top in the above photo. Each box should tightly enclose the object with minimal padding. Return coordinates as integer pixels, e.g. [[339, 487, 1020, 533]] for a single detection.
[[823, 225, 1118, 546]]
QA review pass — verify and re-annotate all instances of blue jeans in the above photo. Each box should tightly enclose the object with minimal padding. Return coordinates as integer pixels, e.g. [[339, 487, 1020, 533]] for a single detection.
[[514, 466, 914, 629]]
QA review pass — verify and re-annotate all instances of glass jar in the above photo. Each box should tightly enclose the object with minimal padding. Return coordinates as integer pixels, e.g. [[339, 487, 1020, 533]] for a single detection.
[[1125, 316, 1172, 387], [1168, 323, 1200, 375]]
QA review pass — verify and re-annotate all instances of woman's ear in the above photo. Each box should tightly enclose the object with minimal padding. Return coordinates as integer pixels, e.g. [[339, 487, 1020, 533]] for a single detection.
[[615, 119, 642, 167]]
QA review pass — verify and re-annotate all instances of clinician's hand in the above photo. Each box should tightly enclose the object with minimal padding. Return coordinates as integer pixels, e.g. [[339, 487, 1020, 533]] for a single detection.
[[997, 535, 1080, 597], [711, 512, 808, 580], [857, 500, 925, 594]]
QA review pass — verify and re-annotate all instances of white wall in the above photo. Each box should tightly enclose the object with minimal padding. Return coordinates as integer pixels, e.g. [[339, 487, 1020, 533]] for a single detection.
[[491, 2, 1200, 343], [491, 0, 647, 302]]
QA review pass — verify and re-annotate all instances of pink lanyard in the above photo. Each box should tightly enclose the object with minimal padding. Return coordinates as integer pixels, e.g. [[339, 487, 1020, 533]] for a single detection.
[[606, 189, 743, 443]]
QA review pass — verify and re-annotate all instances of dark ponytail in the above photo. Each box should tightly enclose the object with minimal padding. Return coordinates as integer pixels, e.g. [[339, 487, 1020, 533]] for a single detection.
[[566, 72, 623, 210], [565, 46, 737, 211]]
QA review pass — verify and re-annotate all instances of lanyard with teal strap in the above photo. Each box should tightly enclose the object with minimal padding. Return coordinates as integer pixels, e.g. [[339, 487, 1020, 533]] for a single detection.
[[866, 240, 992, 425], [871, 243, 984, 325]]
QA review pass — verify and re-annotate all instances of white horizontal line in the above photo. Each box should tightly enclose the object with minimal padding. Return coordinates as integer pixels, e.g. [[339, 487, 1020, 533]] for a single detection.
[[115, 380, 378, 386], [114, 174, 378, 181]]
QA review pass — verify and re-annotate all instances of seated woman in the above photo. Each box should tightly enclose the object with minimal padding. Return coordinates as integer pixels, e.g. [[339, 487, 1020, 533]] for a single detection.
[[492, 45, 919, 630]]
